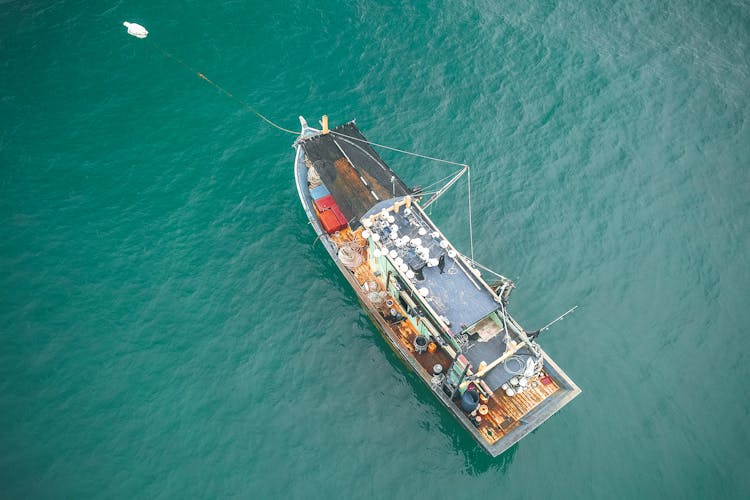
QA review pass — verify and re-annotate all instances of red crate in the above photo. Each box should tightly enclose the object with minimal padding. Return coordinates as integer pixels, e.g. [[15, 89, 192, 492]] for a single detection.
[[314, 194, 337, 211], [331, 205, 348, 225], [317, 208, 346, 234]]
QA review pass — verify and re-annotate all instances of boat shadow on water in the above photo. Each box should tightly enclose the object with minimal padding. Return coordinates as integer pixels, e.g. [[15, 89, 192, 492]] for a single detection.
[[301, 215, 519, 473], [366, 312, 518, 475]]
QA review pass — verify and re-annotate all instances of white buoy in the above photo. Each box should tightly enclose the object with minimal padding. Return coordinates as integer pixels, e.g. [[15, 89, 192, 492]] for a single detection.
[[440, 240, 449, 249], [371, 233, 380, 242], [373, 249, 382, 258], [362, 229, 371, 239], [362, 217, 373, 228], [406, 269, 415, 279], [123, 22, 149, 39], [395, 257, 404, 266], [418, 227, 427, 236], [505, 388, 515, 397], [389, 250, 398, 259], [389, 232, 398, 240], [387, 215, 395, 224], [428, 258, 439, 267], [510, 377, 519, 386], [398, 263, 409, 273], [448, 249, 457, 259], [419, 287, 430, 297], [431, 231, 440, 238]]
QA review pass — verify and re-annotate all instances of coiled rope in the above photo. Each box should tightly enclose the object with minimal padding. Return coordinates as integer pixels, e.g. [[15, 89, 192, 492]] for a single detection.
[[338, 243, 363, 269]]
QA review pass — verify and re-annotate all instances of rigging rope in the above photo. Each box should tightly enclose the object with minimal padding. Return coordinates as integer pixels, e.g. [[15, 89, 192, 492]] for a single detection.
[[421, 169, 466, 192], [467, 166, 474, 262], [465, 257, 508, 280], [330, 130, 468, 168]]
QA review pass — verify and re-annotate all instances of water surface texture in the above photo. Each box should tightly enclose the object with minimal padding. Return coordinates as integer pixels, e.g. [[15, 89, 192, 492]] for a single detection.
[[1, 1, 748, 498]]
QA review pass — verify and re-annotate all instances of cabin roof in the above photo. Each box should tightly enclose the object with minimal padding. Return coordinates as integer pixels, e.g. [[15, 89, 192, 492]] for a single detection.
[[363, 198, 500, 333], [299, 122, 410, 228]]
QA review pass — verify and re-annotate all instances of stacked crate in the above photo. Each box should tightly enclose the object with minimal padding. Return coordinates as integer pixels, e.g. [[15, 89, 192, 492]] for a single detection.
[[310, 185, 348, 234]]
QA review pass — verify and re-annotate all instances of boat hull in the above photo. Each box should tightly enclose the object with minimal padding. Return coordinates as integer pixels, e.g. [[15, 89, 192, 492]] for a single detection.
[[293, 132, 580, 457]]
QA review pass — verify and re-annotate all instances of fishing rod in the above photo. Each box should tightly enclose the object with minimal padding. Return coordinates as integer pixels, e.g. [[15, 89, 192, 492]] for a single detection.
[[527, 306, 578, 340]]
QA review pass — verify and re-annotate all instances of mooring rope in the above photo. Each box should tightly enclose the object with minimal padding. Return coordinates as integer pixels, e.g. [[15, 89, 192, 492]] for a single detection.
[[140, 33, 471, 165], [144, 35, 477, 258], [148, 40, 471, 169], [149, 40, 299, 135]]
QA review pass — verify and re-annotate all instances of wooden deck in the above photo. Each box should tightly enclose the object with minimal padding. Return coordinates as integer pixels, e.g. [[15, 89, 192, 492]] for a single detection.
[[330, 227, 561, 446]]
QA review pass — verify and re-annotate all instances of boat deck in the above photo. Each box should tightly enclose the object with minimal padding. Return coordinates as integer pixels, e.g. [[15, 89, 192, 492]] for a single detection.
[[299, 123, 410, 226], [361, 198, 500, 332], [331, 227, 561, 446]]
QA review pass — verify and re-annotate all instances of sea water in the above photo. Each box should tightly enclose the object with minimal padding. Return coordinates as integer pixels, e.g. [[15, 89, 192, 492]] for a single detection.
[[1, 1, 748, 498]]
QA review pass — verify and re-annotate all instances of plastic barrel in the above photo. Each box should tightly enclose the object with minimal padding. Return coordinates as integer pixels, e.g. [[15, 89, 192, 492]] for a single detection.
[[460, 390, 480, 412]]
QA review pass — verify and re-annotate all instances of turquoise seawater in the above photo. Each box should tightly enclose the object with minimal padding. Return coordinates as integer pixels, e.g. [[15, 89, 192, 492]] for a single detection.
[[2, 1, 749, 498]]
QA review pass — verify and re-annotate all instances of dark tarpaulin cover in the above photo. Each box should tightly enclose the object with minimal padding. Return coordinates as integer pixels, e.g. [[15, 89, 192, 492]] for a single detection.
[[300, 122, 410, 227]]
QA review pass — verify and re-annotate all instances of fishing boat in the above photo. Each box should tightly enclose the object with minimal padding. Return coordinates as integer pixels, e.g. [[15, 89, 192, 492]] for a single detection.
[[293, 116, 581, 456]]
